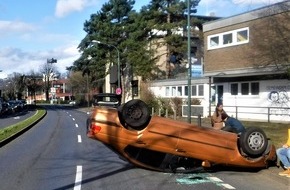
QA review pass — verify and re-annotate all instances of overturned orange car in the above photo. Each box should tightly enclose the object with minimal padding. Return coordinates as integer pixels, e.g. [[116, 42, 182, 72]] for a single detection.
[[87, 94, 276, 172]]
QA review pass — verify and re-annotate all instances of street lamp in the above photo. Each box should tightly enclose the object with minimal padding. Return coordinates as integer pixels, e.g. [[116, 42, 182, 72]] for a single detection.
[[187, 0, 192, 123], [44, 58, 57, 102], [91, 40, 121, 93]]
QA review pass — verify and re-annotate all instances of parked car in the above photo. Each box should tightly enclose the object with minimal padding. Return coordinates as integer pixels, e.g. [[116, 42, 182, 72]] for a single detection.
[[1, 102, 13, 116], [69, 100, 76, 105], [8, 100, 22, 112], [86, 97, 276, 173], [92, 93, 121, 108]]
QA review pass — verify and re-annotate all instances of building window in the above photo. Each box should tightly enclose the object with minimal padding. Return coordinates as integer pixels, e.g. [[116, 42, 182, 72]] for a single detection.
[[241, 83, 249, 95], [165, 87, 170, 96], [190, 85, 204, 97], [223, 33, 232, 45], [191, 85, 197, 96], [208, 27, 249, 50], [231, 83, 238, 95], [172, 87, 177, 96], [198, 85, 204, 96], [237, 29, 248, 42], [177, 86, 182, 96], [185, 86, 188, 96], [210, 36, 219, 47], [251, 82, 259, 95]]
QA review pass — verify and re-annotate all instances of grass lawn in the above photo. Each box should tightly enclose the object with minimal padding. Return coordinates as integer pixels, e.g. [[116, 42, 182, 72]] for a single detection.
[[182, 117, 289, 148], [242, 120, 289, 148]]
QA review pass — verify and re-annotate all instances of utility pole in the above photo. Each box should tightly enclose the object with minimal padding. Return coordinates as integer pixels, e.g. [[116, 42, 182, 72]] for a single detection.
[[187, 0, 192, 123]]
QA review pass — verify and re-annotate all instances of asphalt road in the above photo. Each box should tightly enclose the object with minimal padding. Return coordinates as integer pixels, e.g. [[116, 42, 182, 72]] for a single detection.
[[0, 105, 289, 190], [0, 108, 37, 129]]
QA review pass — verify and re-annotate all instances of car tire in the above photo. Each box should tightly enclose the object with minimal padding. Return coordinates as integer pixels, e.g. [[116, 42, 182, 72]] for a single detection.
[[120, 99, 151, 130], [239, 127, 268, 157]]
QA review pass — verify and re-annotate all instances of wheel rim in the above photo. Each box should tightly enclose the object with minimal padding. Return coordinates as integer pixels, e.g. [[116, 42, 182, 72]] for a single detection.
[[247, 132, 265, 151], [128, 105, 142, 120]]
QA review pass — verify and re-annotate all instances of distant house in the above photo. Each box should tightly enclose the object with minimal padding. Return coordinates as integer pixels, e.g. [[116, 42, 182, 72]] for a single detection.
[[51, 78, 74, 101], [25, 78, 73, 103]]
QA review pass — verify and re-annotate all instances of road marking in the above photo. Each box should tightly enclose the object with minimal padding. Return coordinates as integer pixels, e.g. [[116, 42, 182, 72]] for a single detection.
[[75, 124, 79, 128], [74, 165, 82, 190], [208, 177, 235, 189], [72, 118, 75, 121], [78, 135, 82, 143], [208, 177, 223, 182], [221, 183, 236, 189]]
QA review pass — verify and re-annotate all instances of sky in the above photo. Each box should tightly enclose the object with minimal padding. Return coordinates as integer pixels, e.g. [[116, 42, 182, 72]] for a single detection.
[[0, 0, 285, 79]]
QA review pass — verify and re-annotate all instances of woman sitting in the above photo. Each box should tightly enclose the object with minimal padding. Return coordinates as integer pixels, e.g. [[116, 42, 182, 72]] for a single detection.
[[211, 102, 227, 130]]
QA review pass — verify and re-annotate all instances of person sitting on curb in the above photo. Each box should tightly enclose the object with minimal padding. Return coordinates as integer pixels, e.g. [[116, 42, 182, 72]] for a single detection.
[[277, 128, 290, 177], [220, 113, 246, 134]]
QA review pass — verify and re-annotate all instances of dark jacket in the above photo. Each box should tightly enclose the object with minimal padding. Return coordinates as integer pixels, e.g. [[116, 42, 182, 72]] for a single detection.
[[223, 117, 246, 134]]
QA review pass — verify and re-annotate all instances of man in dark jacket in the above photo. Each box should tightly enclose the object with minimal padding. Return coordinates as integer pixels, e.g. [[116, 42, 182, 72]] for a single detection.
[[221, 113, 246, 134]]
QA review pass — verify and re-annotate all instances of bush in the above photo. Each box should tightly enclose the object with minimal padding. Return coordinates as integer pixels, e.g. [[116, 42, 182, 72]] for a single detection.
[[171, 97, 183, 117]]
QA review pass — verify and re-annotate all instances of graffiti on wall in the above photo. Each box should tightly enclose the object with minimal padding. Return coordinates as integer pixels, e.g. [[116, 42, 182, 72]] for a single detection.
[[267, 85, 290, 115]]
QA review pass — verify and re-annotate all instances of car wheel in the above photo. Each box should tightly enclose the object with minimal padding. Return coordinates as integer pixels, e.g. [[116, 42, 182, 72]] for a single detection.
[[239, 127, 268, 157], [120, 99, 150, 130]]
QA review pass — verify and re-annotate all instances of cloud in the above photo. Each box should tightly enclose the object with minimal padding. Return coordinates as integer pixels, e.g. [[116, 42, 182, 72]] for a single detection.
[[0, 20, 36, 33], [55, 0, 99, 18], [0, 42, 81, 75]]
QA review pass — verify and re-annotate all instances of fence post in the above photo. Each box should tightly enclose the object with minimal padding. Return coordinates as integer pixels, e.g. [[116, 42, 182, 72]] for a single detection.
[[166, 109, 168, 118], [152, 107, 154, 116], [268, 107, 270, 123], [198, 114, 201, 127], [174, 110, 176, 120]]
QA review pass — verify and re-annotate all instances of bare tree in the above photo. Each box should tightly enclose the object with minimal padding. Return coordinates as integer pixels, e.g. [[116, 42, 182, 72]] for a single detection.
[[39, 59, 58, 101], [247, 2, 290, 75], [24, 71, 43, 103], [2, 72, 25, 100]]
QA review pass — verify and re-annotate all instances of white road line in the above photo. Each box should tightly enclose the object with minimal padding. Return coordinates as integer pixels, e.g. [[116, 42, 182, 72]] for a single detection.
[[208, 177, 223, 182], [72, 118, 75, 121], [208, 176, 235, 189], [75, 124, 79, 128], [78, 135, 82, 143], [221, 183, 236, 189], [74, 165, 82, 190]]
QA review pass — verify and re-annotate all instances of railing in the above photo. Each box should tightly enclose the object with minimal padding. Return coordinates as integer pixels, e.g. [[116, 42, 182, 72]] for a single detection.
[[220, 105, 290, 123], [152, 104, 290, 123]]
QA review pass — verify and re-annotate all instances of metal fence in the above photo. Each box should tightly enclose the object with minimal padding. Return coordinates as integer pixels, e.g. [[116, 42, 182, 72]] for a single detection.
[[222, 105, 290, 123], [180, 105, 290, 123]]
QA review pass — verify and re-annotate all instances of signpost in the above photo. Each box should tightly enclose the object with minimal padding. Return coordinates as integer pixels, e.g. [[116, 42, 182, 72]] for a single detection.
[[116, 87, 122, 95]]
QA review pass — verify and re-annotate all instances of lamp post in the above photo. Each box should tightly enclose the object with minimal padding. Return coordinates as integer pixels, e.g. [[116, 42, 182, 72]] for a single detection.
[[187, 0, 192, 123], [45, 58, 57, 102], [91, 40, 121, 92]]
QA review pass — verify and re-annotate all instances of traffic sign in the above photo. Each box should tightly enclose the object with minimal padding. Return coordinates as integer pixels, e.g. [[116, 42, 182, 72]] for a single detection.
[[116, 87, 122, 95]]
